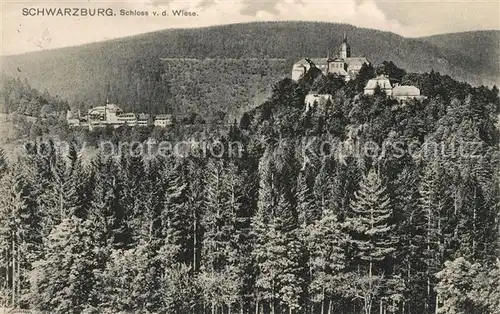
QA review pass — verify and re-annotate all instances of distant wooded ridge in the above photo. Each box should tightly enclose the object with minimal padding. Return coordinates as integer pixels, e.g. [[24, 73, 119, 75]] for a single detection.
[[1, 22, 498, 118]]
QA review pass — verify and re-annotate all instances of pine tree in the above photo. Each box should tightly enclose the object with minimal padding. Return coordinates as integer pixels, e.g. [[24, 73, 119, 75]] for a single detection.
[[24, 139, 59, 236], [88, 154, 117, 247], [200, 159, 233, 313], [255, 193, 305, 314], [186, 156, 206, 272], [418, 161, 449, 311], [200, 159, 248, 313], [392, 166, 427, 312], [160, 158, 190, 267], [232, 165, 257, 313], [345, 168, 396, 313], [140, 156, 165, 242], [0, 168, 26, 308], [160, 264, 199, 313], [306, 209, 350, 313], [0, 164, 43, 308], [30, 216, 96, 314], [87, 151, 130, 291], [64, 140, 92, 219], [117, 149, 145, 244], [256, 146, 279, 225], [347, 169, 395, 272], [295, 171, 315, 227], [98, 241, 161, 313], [0, 148, 7, 177]]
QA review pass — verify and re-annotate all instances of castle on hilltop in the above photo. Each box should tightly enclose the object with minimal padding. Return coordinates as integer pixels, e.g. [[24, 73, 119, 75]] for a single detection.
[[292, 33, 370, 81]]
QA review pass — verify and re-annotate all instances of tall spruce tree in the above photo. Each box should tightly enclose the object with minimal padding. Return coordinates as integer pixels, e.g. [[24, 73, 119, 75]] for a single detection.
[[346, 168, 396, 313], [160, 158, 190, 266], [306, 209, 350, 313], [418, 160, 450, 312], [200, 159, 241, 313], [30, 216, 96, 314], [0, 164, 43, 308]]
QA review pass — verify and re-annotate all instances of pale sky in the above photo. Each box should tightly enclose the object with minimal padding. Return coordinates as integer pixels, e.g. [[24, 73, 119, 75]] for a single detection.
[[1, 0, 499, 55]]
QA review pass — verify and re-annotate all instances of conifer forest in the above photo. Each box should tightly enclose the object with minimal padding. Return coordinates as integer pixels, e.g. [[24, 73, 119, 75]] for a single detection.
[[0, 67, 499, 314]]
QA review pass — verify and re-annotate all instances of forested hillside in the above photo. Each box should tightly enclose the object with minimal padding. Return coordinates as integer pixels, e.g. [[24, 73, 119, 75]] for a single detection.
[[0, 66, 498, 313], [0, 73, 69, 116], [160, 58, 288, 117], [0, 74, 70, 144], [129, 58, 287, 118], [420, 30, 500, 78], [1, 22, 499, 119]]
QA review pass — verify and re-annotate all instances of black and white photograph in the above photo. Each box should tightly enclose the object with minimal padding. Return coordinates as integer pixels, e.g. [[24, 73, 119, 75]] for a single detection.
[[0, 0, 499, 313]]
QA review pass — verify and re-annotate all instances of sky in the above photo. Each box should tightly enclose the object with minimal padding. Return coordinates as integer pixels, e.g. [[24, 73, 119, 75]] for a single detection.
[[1, 0, 499, 55]]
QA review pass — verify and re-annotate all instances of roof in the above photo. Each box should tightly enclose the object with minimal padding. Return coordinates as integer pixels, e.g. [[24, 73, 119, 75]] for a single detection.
[[293, 59, 309, 66], [330, 58, 345, 62], [88, 104, 123, 114], [295, 57, 368, 68], [305, 94, 332, 99], [155, 114, 172, 119], [345, 57, 370, 68], [365, 76, 392, 90], [105, 104, 122, 111], [118, 113, 136, 117], [137, 114, 150, 120], [392, 86, 420, 96], [294, 58, 328, 67], [90, 106, 105, 111]]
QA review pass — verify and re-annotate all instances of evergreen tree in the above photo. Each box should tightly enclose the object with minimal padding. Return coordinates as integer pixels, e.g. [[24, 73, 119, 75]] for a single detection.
[[306, 209, 350, 313], [345, 168, 396, 313], [0, 164, 43, 308], [185, 155, 206, 272], [418, 160, 450, 311], [254, 193, 306, 314], [88, 153, 123, 251], [0, 148, 7, 177], [160, 264, 199, 313], [64, 140, 91, 219], [30, 216, 96, 314], [295, 171, 315, 227], [117, 149, 145, 244], [159, 157, 191, 268], [200, 159, 242, 313], [98, 241, 161, 313]]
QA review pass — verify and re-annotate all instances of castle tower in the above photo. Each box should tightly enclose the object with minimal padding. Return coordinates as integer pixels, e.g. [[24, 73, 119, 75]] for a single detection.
[[338, 32, 351, 59]]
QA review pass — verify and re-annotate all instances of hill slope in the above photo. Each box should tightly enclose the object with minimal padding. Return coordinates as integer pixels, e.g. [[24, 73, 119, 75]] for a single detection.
[[1, 22, 499, 116], [419, 30, 500, 84]]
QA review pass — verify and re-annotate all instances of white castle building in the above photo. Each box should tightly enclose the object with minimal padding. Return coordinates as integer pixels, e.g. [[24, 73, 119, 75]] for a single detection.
[[292, 33, 370, 82]]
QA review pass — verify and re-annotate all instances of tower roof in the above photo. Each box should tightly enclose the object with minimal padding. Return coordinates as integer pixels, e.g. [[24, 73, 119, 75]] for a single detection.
[[338, 32, 351, 58]]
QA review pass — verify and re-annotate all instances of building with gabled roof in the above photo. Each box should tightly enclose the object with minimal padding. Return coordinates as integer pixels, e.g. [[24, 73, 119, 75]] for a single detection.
[[392, 85, 427, 102], [292, 33, 370, 81], [362, 77, 426, 102], [364, 75, 393, 96]]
